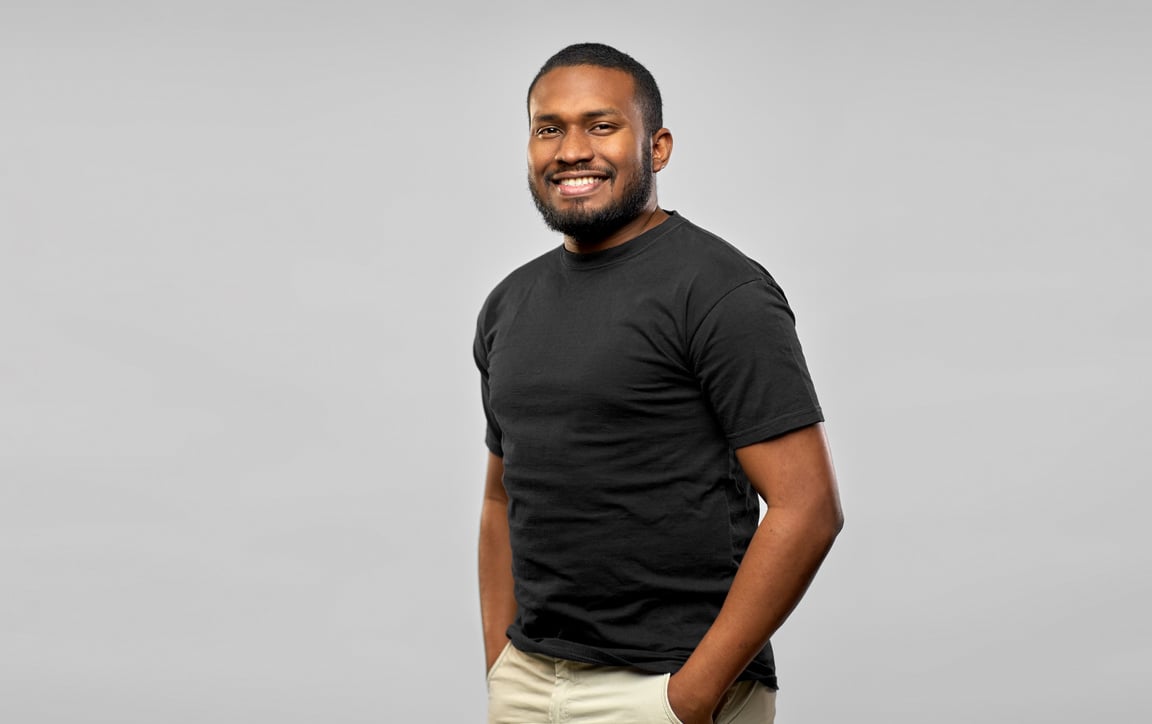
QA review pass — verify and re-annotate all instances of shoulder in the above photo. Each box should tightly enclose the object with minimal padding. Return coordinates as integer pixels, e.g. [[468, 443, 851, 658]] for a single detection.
[[657, 213, 784, 300], [476, 245, 560, 328]]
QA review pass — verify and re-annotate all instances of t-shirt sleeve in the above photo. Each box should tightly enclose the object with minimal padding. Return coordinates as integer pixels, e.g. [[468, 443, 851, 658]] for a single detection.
[[472, 318, 504, 456], [688, 277, 824, 448]]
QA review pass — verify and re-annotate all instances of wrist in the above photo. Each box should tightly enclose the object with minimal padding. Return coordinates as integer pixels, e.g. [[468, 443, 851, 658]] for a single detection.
[[668, 669, 723, 721], [485, 635, 510, 670], [674, 658, 730, 705]]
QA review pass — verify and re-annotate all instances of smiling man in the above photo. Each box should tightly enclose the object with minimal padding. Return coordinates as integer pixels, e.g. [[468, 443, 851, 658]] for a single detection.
[[475, 43, 844, 724]]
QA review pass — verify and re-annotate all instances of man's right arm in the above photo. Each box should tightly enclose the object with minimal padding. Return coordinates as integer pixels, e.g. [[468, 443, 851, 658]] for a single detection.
[[478, 451, 517, 672]]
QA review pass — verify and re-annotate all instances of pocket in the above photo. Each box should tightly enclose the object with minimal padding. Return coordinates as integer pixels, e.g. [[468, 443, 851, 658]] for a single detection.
[[714, 680, 755, 722], [486, 641, 513, 683], [718, 681, 776, 723], [660, 673, 686, 724]]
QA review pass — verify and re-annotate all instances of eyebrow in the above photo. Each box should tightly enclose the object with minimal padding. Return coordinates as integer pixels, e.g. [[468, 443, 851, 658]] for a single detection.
[[531, 108, 624, 124]]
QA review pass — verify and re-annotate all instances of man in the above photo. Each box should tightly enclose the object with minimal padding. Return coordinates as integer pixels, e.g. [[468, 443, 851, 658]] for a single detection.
[[475, 43, 843, 724]]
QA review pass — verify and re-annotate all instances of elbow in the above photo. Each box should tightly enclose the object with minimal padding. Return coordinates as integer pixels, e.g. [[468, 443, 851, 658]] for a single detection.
[[783, 501, 843, 548], [818, 504, 844, 547], [831, 504, 845, 536]]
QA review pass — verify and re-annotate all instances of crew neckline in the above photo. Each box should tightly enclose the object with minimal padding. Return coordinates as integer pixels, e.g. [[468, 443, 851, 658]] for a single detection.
[[559, 211, 685, 270]]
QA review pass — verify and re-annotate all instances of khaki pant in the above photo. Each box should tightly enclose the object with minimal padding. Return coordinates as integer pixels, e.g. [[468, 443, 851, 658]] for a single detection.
[[487, 643, 776, 723]]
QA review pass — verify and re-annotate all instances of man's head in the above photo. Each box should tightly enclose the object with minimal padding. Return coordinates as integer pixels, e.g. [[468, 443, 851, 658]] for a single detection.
[[526, 43, 672, 247], [527, 43, 664, 138]]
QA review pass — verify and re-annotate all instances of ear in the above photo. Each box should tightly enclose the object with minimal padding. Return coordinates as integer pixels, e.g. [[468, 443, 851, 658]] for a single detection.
[[651, 128, 673, 173]]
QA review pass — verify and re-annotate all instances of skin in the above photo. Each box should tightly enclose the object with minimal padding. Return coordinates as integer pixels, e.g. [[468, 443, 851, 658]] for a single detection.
[[479, 63, 845, 724], [478, 451, 515, 675], [665, 425, 843, 723], [525, 65, 672, 253]]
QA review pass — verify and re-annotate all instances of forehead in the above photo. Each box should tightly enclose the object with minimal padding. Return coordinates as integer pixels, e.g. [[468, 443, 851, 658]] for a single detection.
[[528, 65, 640, 120]]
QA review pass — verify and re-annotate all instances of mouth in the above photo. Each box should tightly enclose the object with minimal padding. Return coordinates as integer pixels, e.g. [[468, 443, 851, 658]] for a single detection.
[[549, 171, 610, 198]]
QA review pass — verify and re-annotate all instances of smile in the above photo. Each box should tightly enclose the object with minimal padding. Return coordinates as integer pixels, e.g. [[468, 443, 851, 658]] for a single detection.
[[553, 176, 607, 197]]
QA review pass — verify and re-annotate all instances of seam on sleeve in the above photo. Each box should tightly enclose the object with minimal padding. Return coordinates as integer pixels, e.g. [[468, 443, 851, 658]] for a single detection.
[[727, 408, 824, 449], [686, 277, 763, 352]]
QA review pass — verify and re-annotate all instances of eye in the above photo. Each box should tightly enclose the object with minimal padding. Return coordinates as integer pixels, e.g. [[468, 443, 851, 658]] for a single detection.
[[535, 126, 560, 137], [590, 123, 615, 133]]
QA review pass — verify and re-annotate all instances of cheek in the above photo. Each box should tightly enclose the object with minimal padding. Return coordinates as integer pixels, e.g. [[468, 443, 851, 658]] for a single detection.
[[606, 142, 644, 172], [528, 152, 552, 178]]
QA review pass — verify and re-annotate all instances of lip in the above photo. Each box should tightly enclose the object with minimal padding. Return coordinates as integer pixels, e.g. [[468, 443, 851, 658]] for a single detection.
[[549, 171, 610, 198], [555, 178, 606, 197]]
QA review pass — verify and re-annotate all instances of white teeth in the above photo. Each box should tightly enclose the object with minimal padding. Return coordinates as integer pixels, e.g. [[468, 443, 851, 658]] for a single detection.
[[558, 177, 600, 186]]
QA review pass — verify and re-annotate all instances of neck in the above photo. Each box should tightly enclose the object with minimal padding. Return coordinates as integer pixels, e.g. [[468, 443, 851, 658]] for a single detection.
[[563, 206, 669, 254]]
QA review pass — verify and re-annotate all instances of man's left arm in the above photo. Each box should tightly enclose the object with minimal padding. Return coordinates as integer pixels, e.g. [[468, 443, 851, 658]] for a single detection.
[[666, 422, 844, 724]]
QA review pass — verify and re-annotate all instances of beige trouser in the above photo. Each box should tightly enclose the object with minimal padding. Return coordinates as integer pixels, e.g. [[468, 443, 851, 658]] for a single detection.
[[487, 643, 776, 724]]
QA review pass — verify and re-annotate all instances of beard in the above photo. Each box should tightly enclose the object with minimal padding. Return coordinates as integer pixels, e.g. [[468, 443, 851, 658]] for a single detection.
[[528, 146, 654, 244]]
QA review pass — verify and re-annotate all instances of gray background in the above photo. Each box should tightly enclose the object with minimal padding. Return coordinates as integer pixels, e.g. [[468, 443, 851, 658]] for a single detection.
[[2, 1, 1149, 721]]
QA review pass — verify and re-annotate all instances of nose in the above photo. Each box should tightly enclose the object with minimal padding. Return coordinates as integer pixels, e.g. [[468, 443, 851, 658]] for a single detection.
[[556, 130, 593, 165]]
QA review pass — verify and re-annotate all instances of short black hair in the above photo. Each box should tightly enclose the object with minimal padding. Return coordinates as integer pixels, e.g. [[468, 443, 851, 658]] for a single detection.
[[527, 43, 664, 136]]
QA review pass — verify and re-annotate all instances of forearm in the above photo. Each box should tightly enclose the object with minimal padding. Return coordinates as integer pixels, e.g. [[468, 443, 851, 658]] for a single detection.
[[478, 496, 517, 670], [670, 502, 842, 720]]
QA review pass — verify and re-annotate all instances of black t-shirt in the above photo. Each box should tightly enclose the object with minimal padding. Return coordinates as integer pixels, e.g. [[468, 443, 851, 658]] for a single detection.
[[473, 212, 823, 686]]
